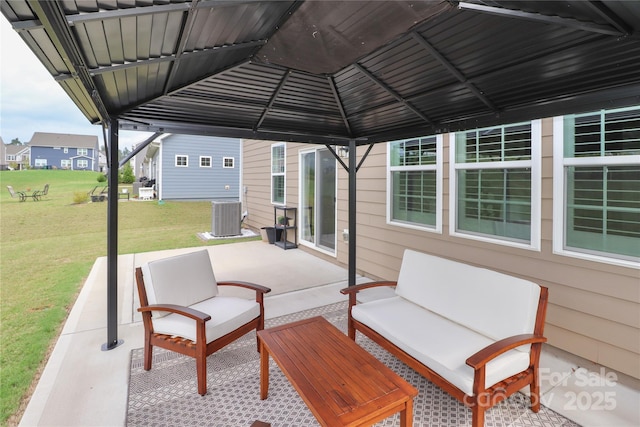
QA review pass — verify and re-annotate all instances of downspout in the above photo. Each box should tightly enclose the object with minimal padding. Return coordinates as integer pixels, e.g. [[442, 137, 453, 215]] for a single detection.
[[102, 118, 123, 351]]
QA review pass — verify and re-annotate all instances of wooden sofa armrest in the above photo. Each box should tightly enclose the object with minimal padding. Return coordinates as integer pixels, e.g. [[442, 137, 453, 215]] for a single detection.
[[465, 334, 547, 369], [340, 281, 397, 310], [217, 281, 271, 295], [138, 303, 211, 322], [340, 281, 397, 295]]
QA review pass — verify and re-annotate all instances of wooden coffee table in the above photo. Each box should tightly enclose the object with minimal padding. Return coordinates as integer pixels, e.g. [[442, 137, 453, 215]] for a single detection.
[[257, 316, 417, 426]]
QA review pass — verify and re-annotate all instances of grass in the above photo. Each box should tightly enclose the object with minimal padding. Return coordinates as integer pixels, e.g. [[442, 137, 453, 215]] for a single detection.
[[0, 170, 257, 426]]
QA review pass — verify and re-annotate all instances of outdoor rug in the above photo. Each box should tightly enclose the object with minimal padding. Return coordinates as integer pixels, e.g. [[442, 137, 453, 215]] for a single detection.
[[127, 301, 580, 427]]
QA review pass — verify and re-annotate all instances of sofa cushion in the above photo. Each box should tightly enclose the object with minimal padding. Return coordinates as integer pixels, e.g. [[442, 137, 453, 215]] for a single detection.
[[352, 296, 531, 395], [152, 296, 260, 343], [141, 249, 218, 318], [394, 249, 540, 341]]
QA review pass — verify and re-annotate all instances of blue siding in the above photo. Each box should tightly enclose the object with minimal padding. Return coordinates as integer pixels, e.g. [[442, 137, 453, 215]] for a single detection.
[[31, 146, 98, 171], [159, 134, 241, 200]]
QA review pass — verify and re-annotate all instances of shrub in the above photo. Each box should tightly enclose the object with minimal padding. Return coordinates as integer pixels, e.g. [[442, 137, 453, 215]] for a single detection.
[[73, 191, 89, 204], [97, 174, 107, 182], [119, 163, 134, 184]]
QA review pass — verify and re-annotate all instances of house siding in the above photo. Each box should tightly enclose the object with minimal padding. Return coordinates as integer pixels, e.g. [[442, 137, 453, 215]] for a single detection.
[[30, 146, 97, 170], [158, 134, 241, 200], [243, 116, 640, 380]]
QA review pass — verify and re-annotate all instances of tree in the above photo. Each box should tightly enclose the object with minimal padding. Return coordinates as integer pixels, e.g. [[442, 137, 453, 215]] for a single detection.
[[10, 138, 23, 145], [119, 162, 135, 184]]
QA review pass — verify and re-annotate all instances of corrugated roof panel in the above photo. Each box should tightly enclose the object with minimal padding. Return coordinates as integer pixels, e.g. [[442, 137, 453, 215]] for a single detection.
[[275, 73, 337, 112], [359, 36, 456, 101], [93, 60, 172, 110], [421, 10, 599, 79], [478, 37, 640, 109], [349, 101, 425, 135], [412, 85, 489, 123], [182, 63, 285, 105], [334, 66, 398, 118], [261, 108, 345, 137], [25, 28, 70, 75], [186, 1, 289, 50], [167, 48, 255, 90]]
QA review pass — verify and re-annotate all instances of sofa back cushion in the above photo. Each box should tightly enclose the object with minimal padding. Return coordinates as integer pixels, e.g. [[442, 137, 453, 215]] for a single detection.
[[394, 249, 541, 340], [141, 249, 218, 318]]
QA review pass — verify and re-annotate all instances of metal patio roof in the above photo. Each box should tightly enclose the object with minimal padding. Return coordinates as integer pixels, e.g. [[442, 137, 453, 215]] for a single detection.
[[3, 0, 640, 352], [2, 0, 640, 147]]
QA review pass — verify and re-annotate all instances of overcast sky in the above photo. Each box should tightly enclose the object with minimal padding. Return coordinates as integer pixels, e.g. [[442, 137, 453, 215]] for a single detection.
[[0, 16, 151, 149]]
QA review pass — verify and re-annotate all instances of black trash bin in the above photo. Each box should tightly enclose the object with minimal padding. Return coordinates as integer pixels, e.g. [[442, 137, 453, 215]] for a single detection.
[[261, 227, 283, 244]]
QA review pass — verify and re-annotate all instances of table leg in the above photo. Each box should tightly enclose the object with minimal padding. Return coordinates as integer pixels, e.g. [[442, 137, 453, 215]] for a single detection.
[[400, 398, 413, 427], [259, 341, 269, 400]]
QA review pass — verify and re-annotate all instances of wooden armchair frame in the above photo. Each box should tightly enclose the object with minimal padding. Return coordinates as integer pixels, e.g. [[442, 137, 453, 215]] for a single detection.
[[135, 267, 271, 396]]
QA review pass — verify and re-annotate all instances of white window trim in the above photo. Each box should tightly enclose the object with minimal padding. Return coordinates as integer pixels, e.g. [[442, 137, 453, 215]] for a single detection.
[[386, 134, 443, 233], [199, 156, 212, 168], [77, 148, 88, 156], [271, 143, 286, 205], [552, 116, 640, 269], [448, 120, 542, 251], [223, 157, 234, 168], [175, 154, 188, 167]]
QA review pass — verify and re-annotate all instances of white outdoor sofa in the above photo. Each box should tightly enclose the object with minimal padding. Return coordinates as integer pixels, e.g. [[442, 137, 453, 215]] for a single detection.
[[341, 249, 548, 427]]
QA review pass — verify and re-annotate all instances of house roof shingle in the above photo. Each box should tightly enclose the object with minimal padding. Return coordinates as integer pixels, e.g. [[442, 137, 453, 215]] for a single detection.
[[29, 132, 98, 149]]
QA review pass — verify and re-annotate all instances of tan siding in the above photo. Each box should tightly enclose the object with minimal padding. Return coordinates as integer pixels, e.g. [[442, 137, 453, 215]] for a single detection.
[[242, 116, 640, 379]]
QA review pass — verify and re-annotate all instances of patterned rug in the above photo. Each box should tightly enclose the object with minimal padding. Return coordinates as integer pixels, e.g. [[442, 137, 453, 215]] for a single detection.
[[127, 302, 580, 427]]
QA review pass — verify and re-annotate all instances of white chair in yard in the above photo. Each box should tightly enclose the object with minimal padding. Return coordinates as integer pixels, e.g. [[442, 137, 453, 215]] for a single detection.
[[135, 249, 271, 395]]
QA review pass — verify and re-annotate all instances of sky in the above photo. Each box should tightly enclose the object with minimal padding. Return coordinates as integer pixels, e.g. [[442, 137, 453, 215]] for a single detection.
[[0, 16, 151, 149]]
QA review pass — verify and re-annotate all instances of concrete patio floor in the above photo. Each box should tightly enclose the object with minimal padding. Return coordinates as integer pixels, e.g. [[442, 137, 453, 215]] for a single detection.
[[18, 241, 640, 426]]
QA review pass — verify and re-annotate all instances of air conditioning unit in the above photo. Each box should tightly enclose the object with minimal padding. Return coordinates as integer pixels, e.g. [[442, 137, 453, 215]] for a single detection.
[[211, 200, 241, 237]]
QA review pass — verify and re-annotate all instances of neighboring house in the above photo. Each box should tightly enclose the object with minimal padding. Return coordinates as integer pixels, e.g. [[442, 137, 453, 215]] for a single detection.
[[143, 134, 241, 200], [29, 132, 99, 171], [0, 137, 6, 170], [4, 142, 31, 170], [98, 151, 107, 172], [243, 104, 640, 381]]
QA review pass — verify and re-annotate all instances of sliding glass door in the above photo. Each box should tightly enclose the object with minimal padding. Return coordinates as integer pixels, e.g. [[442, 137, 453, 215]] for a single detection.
[[300, 148, 336, 253]]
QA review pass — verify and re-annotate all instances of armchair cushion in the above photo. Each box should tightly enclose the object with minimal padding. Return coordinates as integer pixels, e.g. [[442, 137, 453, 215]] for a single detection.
[[142, 250, 218, 318], [152, 296, 261, 343]]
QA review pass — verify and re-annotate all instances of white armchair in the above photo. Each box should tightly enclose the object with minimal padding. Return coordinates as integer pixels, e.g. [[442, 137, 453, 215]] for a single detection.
[[135, 249, 271, 395]]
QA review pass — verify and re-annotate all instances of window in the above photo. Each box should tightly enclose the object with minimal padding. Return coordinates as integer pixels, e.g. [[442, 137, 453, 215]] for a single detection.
[[77, 148, 88, 156], [61, 159, 71, 169], [200, 156, 212, 167], [175, 155, 188, 167], [77, 159, 88, 169], [223, 157, 234, 168], [388, 135, 442, 231], [7, 155, 15, 161], [271, 143, 285, 204], [34, 158, 47, 167], [63, 147, 68, 153], [553, 107, 640, 266], [450, 121, 541, 249]]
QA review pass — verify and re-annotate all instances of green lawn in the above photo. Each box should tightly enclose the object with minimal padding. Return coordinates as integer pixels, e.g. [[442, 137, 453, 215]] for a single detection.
[[0, 170, 257, 426]]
